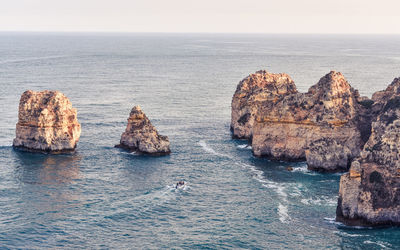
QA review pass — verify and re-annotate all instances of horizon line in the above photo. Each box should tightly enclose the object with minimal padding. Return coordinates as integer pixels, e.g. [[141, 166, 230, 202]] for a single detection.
[[1, 30, 400, 36]]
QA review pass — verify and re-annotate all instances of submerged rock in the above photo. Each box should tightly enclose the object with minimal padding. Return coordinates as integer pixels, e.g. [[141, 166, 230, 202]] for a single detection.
[[246, 71, 368, 171], [13, 90, 81, 153], [336, 90, 400, 226], [231, 70, 297, 139], [116, 106, 170, 155]]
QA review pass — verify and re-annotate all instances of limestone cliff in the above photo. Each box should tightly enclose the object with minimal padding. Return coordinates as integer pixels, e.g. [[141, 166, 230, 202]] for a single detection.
[[245, 71, 368, 171], [336, 84, 400, 226], [116, 106, 170, 155], [231, 70, 297, 139], [13, 90, 81, 153]]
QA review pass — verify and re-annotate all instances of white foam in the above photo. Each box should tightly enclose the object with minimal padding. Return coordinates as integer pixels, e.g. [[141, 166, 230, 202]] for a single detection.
[[0, 55, 69, 65], [301, 196, 337, 206], [324, 217, 344, 226], [291, 165, 317, 175], [323, 217, 374, 229], [237, 144, 252, 149], [239, 161, 292, 223], [334, 231, 365, 238], [364, 240, 391, 248], [198, 140, 229, 157], [278, 203, 289, 223]]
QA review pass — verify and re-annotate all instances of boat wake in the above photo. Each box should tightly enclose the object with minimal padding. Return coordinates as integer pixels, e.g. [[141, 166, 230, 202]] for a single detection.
[[198, 140, 230, 158], [240, 162, 291, 223]]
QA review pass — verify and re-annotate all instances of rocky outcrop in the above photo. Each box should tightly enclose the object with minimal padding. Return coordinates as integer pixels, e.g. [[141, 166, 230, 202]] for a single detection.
[[305, 138, 353, 172], [116, 106, 170, 155], [336, 81, 400, 226], [246, 71, 369, 171], [13, 90, 81, 153], [231, 70, 297, 139]]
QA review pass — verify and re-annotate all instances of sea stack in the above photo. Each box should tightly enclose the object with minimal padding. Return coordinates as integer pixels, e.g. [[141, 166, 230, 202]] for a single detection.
[[231, 70, 297, 139], [336, 78, 400, 226], [13, 90, 81, 153], [116, 106, 170, 155], [231, 70, 372, 172]]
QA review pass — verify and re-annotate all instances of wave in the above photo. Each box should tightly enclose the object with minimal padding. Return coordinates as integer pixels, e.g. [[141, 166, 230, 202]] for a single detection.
[[239, 162, 291, 223], [363, 240, 392, 248], [0, 55, 70, 65], [237, 144, 252, 149], [291, 165, 318, 175], [301, 196, 337, 206], [334, 231, 365, 238], [323, 217, 373, 229], [198, 140, 229, 157], [278, 203, 289, 223]]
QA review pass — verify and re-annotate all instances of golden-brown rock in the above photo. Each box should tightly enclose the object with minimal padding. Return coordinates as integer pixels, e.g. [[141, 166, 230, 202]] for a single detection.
[[116, 106, 170, 155], [336, 91, 400, 226], [231, 70, 297, 139], [13, 90, 81, 153], [248, 71, 369, 171]]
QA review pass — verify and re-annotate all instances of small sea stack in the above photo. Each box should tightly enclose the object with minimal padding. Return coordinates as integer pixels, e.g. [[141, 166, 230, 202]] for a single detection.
[[116, 106, 170, 155], [13, 90, 81, 153]]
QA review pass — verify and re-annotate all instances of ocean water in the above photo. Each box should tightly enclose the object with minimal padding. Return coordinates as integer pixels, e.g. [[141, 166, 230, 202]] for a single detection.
[[0, 33, 400, 249]]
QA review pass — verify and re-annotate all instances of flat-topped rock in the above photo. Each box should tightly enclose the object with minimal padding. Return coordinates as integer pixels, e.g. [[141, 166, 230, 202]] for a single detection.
[[13, 90, 81, 153], [116, 106, 170, 155]]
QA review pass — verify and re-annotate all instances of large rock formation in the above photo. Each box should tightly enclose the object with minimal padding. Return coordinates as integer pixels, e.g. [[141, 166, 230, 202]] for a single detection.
[[13, 90, 81, 153], [336, 79, 400, 226], [116, 106, 170, 155], [231, 70, 297, 139], [231, 70, 370, 171]]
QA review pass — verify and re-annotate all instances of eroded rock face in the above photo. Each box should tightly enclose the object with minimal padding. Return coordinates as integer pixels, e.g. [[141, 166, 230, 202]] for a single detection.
[[305, 138, 352, 172], [116, 106, 170, 155], [13, 90, 81, 153], [231, 70, 297, 139], [336, 93, 400, 226], [249, 71, 368, 171]]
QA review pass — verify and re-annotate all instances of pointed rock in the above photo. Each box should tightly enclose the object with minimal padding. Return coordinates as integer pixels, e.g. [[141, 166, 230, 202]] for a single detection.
[[116, 106, 170, 155]]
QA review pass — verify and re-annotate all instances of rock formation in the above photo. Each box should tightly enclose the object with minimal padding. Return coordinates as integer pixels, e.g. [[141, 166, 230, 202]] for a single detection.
[[116, 106, 170, 155], [336, 79, 400, 226], [13, 90, 81, 153], [231, 70, 371, 171], [231, 70, 297, 139]]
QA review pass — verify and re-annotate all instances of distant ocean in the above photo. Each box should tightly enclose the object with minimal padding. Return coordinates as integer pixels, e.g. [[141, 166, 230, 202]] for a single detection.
[[0, 33, 399, 249]]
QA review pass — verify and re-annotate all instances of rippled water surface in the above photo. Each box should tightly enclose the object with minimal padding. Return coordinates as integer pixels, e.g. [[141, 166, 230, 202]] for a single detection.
[[1, 33, 400, 249]]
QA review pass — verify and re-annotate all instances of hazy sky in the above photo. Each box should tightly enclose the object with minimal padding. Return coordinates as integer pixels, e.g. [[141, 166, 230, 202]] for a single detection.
[[1, 0, 400, 33]]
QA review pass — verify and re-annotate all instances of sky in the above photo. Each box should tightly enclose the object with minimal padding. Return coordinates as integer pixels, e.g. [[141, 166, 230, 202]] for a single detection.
[[1, 0, 400, 33]]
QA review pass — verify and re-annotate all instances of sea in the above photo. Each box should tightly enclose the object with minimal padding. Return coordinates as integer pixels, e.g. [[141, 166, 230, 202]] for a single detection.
[[0, 33, 399, 249]]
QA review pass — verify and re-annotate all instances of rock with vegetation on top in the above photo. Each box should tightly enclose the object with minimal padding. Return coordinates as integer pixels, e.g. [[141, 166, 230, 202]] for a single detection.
[[13, 90, 81, 153], [116, 106, 170, 155]]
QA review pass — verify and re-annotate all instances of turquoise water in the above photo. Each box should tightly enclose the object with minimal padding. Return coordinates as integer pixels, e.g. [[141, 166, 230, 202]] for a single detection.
[[0, 33, 400, 249]]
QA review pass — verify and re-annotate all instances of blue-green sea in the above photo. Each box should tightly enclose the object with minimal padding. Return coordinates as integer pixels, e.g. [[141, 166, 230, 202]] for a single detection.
[[0, 33, 399, 249]]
